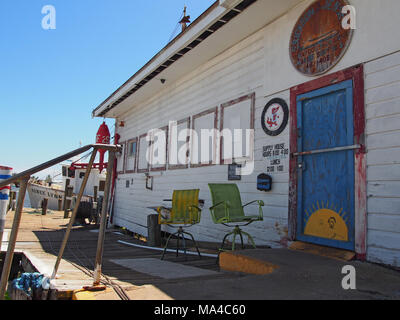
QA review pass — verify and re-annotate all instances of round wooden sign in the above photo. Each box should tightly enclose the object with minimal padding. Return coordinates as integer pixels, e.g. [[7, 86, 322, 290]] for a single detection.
[[290, 0, 353, 76], [261, 98, 289, 136]]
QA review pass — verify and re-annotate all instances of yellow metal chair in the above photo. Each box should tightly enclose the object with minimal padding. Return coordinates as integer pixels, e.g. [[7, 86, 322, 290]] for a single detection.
[[157, 189, 202, 260]]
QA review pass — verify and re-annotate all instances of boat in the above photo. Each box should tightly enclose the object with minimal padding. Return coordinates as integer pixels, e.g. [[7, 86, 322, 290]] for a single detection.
[[27, 163, 107, 211]]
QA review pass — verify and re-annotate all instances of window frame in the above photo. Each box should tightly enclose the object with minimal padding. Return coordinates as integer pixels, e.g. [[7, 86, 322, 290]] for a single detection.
[[137, 133, 151, 173], [190, 107, 218, 168], [168, 117, 191, 170], [220, 93, 255, 165], [116, 141, 127, 175], [124, 137, 138, 174], [150, 125, 169, 172]]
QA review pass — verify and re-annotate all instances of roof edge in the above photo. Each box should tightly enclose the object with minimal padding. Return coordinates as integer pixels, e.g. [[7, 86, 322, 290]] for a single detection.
[[92, 0, 221, 118]]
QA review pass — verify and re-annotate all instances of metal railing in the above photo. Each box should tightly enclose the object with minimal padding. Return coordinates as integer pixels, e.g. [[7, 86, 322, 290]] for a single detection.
[[0, 143, 121, 300]]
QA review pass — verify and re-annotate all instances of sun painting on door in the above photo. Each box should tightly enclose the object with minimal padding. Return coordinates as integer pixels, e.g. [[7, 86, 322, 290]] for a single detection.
[[303, 201, 349, 242]]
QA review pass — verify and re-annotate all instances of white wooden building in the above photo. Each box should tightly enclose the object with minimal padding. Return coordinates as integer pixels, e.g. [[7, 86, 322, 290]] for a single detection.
[[92, 0, 400, 267]]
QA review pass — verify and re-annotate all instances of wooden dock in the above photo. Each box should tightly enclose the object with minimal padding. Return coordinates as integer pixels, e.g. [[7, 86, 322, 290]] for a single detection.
[[2, 208, 233, 300]]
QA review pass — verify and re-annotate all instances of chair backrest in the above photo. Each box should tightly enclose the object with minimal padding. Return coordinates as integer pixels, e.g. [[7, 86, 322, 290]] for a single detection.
[[208, 184, 244, 223], [171, 189, 200, 223]]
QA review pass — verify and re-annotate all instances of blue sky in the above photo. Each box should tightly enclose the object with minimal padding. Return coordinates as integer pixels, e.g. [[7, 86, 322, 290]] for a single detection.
[[0, 0, 214, 179]]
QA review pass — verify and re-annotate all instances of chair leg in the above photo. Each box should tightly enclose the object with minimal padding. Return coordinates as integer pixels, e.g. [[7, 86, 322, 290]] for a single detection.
[[231, 226, 244, 251], [183, 231, 201, 258], [181, 231, 187, 260], [232, 232, 238, 251], [241, 231, 256, 249], [161, 232, 176, 260], [220, 231, 234, 251], [239, 231, 244, 249], [176, 231, 180, 257]]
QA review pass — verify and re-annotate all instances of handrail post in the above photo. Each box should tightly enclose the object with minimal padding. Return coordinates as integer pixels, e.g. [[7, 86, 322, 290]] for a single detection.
[[93, 150, 115, 286], [51, 149, 98, 280], [0, 178, 29, 300]]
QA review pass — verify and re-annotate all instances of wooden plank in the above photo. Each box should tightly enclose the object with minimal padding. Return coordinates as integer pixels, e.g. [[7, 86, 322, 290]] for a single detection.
[[367, 181, 400, 198], [367, 230, 400, 251], [367, 246, 400, 267], [365, 64, 400, 89], [289, 241, 356, 261], [364, 51, 400, 75], [366, 81, 400, 105], [368, 213, 400, 234], [366, 97, 400, 120]]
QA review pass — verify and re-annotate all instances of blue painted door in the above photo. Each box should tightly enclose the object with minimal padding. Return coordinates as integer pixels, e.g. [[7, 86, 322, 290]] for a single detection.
[[296, 80, 355, 251]]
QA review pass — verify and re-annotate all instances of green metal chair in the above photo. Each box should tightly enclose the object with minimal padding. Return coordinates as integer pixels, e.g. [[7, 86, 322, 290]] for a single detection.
[[208, 184, 264, 251], [157, 189, 203, 260]]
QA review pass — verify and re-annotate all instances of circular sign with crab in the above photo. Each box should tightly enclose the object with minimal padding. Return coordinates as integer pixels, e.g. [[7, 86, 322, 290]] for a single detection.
[[261, 98, 289, 136], [289, 0, 353, 76]]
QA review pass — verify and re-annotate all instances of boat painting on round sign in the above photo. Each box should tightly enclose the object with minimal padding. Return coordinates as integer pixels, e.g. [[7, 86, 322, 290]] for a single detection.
[[289, 0, 353, 76]]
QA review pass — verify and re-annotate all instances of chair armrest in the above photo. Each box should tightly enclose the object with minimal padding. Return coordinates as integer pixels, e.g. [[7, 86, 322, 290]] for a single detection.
[[243, 200, 265, 207], [187, 205, 202, 223], [242, 200, 265, 219], [209, 201, 226, 211], [157, 206, 172, 224], [209, 201, 230, 222], [188, 205, 202, 212]]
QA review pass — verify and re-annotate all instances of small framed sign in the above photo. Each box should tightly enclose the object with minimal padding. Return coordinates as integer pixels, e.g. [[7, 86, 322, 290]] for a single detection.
[[261, 98, 289, 136], [146, 175, 153, 191], [228, 164, 242, 181]]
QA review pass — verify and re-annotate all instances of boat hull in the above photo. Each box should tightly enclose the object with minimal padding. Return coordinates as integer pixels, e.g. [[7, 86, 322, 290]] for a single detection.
[[27, 183, 65, 211]]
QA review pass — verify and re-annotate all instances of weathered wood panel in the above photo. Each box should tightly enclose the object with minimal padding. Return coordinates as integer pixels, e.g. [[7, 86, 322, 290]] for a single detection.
[[365, 52, 400, 266]]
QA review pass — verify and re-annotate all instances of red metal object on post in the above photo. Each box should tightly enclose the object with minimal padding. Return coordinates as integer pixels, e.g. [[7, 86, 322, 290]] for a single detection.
[[96, 122, 111, 173]]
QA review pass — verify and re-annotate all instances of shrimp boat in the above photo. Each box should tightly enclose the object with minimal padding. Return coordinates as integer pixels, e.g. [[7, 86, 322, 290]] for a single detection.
[[27, 122, 112, 211], [27, 162, 107, 211]]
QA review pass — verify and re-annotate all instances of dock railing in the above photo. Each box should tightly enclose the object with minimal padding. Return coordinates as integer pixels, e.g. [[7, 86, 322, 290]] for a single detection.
[[0, 143, 121, 300]]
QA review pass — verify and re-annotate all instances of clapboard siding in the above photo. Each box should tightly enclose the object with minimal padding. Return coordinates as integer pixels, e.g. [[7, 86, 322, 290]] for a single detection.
[[365, 52, 400, 266], [112, 27, 291, 248]]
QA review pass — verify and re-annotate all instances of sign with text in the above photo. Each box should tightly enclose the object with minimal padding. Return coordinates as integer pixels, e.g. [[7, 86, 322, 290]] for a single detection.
[[263, 143, 289, 173], [290, 0, 353, 76]]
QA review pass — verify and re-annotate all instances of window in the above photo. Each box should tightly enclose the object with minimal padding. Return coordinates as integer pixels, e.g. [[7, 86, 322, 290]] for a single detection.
[[117, 141, 126, 174], [168, 117, 191, 170], [220, 93, 255, 164], [150, 126, 168, 172], [137, 133, 150, 173], [191, 107, 218, 167], [125, 138, 138, 173], [99, 180, 105, 192]]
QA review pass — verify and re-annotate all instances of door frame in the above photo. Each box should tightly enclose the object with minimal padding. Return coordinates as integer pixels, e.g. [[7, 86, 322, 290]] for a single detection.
[[289, 65, 366, 260]]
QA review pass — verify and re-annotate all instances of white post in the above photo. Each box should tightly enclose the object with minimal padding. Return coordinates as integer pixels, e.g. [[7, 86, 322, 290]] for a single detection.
[[0, 166, 12, 251]]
